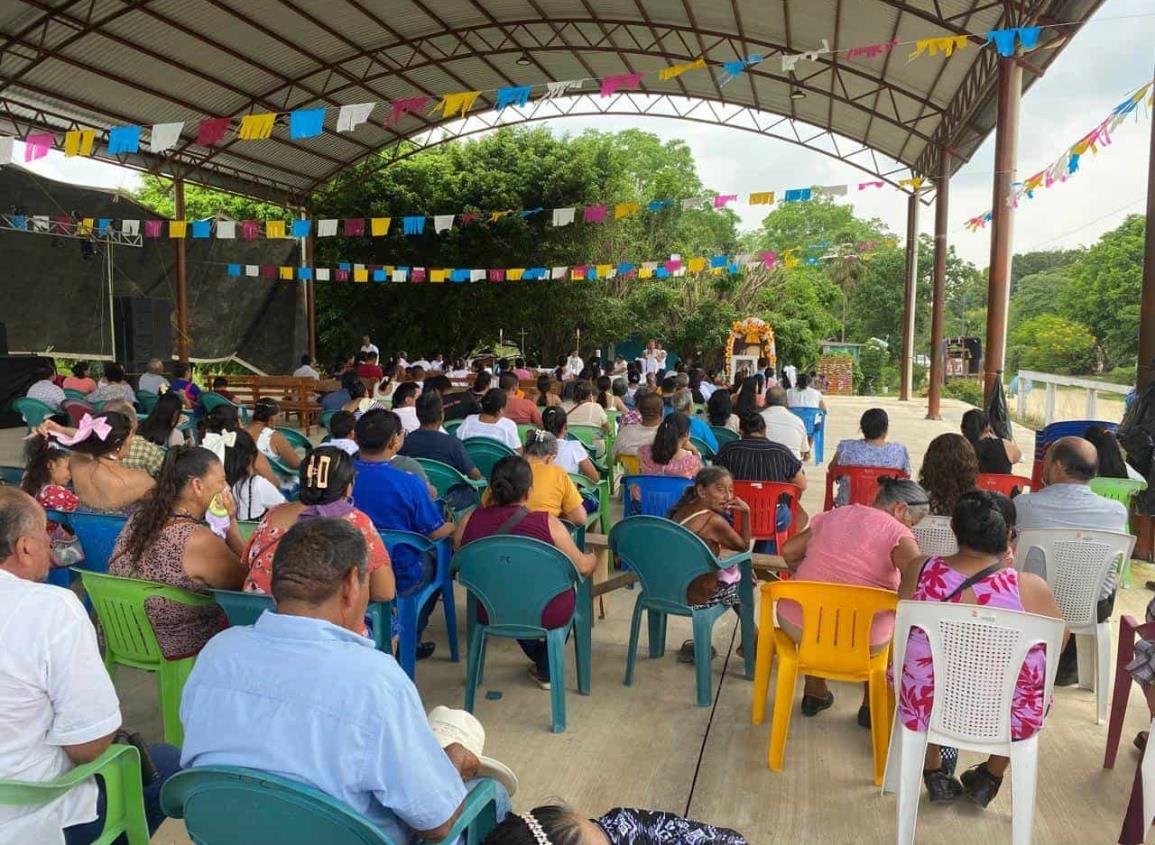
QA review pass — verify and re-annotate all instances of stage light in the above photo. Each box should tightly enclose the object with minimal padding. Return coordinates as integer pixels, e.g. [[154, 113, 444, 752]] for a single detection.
[[516, 53, 532, 66]]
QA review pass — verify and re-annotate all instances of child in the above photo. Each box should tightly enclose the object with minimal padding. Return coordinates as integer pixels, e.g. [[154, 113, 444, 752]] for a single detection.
[[21, 435, 83, 566], [222, 428, 284, 521], [326, 410, 359, 457], [212, 376, 238, 403]]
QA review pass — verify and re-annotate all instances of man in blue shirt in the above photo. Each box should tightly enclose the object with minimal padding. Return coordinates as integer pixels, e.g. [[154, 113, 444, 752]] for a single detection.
[[670, 388, 718, 453], [180, 519, 505, 842], [400, 393, 482, 481]]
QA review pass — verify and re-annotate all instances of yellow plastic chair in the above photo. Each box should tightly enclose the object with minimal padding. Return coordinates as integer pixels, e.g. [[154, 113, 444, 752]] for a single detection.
[[617, 454, 640, 476], [752, 580, 898, 785]]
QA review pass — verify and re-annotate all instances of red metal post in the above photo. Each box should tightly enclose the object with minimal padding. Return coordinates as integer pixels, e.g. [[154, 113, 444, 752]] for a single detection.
[[1137, 66, 1155, 391], [926, 147, 950, 420], [982, 56, 1022, 402], [899, 190, 920, 401], [173, 178, 190, 362]]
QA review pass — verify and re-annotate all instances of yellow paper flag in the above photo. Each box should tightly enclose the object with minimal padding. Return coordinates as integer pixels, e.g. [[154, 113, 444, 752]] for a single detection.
[[238, 113, 277, 140], [430, 269, 447, 283], [354, 268, 369, 283], [370, 217, 391, 236], [639, 267, 653, 279], [78, 218, 94, 236], [169, 220, 187, 239], [749, 191, 775, 205], [63, 129, 95, 157], [688, 257, 707, 273], [436, 91, 482, 119], [265, 220, 286, 239], [279, 266, 294, 280], [898, 177, 925, 191], [596, 264, 613, 278], [614, 202, 640, 220], [490, 210, 512, 223], [658, 57, 707, 81], [508, 269, 525, 281], [908, 35, 967, 61]]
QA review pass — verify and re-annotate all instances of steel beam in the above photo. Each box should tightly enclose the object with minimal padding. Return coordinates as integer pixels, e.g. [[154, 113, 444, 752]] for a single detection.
[[899, 191, 920, 401], [926, 147, 950, 420], [173, 178, 190, 363]]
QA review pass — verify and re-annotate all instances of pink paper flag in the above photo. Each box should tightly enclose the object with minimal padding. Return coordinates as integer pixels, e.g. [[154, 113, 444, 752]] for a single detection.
[[846, 39, 899, 60], [459, 212, 481, 227], [335, 268, 350, 281], [144, 219, 164, 238], [583, 205, 607, 224], [572, 264, 589, 279], [858, 181, 885, 190], [196, 117, 231, 147], [760, 250, 777, 269], [600, 72, 645, 97], [344, 218, 365, 237], [240, 220, 260, 239], [261, 265, 276, 279], [387, 96, 431, 127], [664, 259, 683, 273], [714, 194, 737, 208], [24, 132, 54, 161], [52, 216, 71, 234], [487, 269, 505, 282], [411, 268, 426, 283]]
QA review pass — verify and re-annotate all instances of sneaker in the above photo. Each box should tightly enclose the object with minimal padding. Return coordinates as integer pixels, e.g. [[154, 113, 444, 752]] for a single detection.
[[527, 665, 551, 690], [960, 762, 1003, 808], [416, 642, 436, 661], [800, 691, 834, 717], [923, 769, 963, 804]]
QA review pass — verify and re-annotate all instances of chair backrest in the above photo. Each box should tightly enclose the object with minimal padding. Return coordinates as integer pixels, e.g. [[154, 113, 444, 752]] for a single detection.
[[689, 436, 716, 460], [823, 465, 909, 511], [789, 407, 824, 435], [1016, 528, 1135, 627], [891, 601, 1065, 746], [975, 473, 1032, 497], [237, 520, 260, 541], [210, 589, 273, 627], [200, 391, 239, 414], [275, 426, 314, 455], [912, 515, 958, 557], [62, 399, 95, 426], [414, 459, 482, 509], [160, 766, 394, 845], [731, 480, 801, 541], [621, 475, 693, 518], [319, 410, 337, 431], [13, 397, 55, 429], [62, 388, 90, 402], [0, 465, 23, 486], [766, 581, 898, 675], [711, 426, 740, 446], [462, 437, 518, 478], [377, 529, 448, 589], [455, 536, 578, 636], [136, 391, 159, 413], [1089, 476, 1147, 506], [443, 419, 463, 436], [64, 511, 129, 572], [609, 516, 719, 610], [567, 425, 603, 454], [617, 454, 640, 476], [1032, 420, 1116, 488]]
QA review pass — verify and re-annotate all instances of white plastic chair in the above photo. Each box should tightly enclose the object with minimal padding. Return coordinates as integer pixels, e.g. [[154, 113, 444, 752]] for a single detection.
[[1016, 528, 1135, 724], [912, 516, 958, 557], [882, 601, 1065, 845]]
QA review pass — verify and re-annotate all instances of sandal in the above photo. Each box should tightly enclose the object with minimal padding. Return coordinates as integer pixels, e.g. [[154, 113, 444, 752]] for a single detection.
[[677, 640, 717, 664], [923, 769, 963, 804]]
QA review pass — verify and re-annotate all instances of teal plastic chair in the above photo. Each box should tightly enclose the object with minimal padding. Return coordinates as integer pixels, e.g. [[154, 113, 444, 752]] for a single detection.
[[462, 437, 518, 479], [1090, 476, 1148, 587], [13, 397, 56, 430], [209, 589, 393, 653], [262, 426, 312, 479], [48, 510, 127, 573], [443, 419, 463, 437], [711, 426, 740, 447], [415, 458, 485, 514], [201, 391, 250, 423], [136, 391, 159, 414], [609, 516, 756, 706], [690, 436, 716, 461], [320, 409, 338, 431], [63, 388, 90, 402], [161, 766, 499, 845], [0, 744, 149, 845], [456, 536, 592, 733], [567, 423, 607, 459], [0, 465, 23, 486]]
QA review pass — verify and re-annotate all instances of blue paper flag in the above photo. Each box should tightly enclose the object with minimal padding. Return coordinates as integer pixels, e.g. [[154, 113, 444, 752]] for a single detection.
[[588, 266, 599, 280], [526, 268, 547, 280], [1017, 26, 1041, 50], [339, 261, 351, 271], [1068, 153, 1081, 175], [784, 188, 812, 202], [403, 216, 425, 235], [299, 266, 313, 281], [451, 269, 470, 282], [985, 28, 1018, 57], [710, 255, 727, 268], [373, 269, 386, 282], [97, 218, 111, 234], [618, 263, 636, 276], [290, 108, 326, 139], [495, 86, 533, 111], [804, 257, 819, 266], [519, 207, 543, 218], [11, 215, 26, 230], [107, 125, 141, 154], [647, 200, 671, 213], [227, 264, 241, 277], [191, 219, 212, 239], [655, 266, 669, 279], [291, 218, 312, 238], [719, 53, 763, 85]]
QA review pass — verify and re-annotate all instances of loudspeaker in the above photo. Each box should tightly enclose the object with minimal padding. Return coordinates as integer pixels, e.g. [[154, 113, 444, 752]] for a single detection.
[[114, 297, 172, 367], [0, 322, 7, 356]]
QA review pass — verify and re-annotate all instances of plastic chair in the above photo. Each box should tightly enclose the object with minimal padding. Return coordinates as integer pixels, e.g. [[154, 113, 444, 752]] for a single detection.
[[788, 407, 825, 464], [976, 473, 1032, 497], [161, 766, 499, 845], [1017, 528, 1135, 724], [1090, 476, 1147, 588], [610, 516, 756, 706], [136, 391, 159, 414], [0, 465, 23, 485], [208, 589, 393, 653], [443, 419, 463, 437], [62, 398, 96, 426], [731, 480, 801, 553], [13, 397, 56, 431], [62, 388, 90, 402], [823, 465, 909, 511], [517, 423, 536, 445], [319, 409, 337, 431], [752, 581, 897, 784], [881, 601, 1065, 845], [711, 426, 740, 447], [462, 437, 518, 479], [570, 472, 611, 535], [912, 515, 958, 557], [414, 458, 485, 514], [77, 569, 217, 745], [201, 391, 249, 423], [690, 436, 716, 461], [456, 536, 591, 733], [1104, 614, 1155, 768], [621, 475, 693, 518], [378, 530, 459, 680], [48, 510, 127, 573], [0, 744, 149, 845], [237, 520, 260, 542], [1031, 420, 1116, 488]]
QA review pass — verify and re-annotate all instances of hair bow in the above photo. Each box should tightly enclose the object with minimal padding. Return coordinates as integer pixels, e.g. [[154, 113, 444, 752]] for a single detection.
[[202, 430, 237, 462], [49, 413, 111, 446]]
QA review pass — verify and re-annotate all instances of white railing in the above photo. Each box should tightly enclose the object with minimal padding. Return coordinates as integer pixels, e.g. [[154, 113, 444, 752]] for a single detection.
[[1015, 370, 1132, 425]]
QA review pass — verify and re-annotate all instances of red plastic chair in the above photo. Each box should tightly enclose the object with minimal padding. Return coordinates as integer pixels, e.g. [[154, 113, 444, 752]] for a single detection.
[[61, 399, 95, 427], [976, 473, 1032, 497], [823, 466, 909, 511], [732, 481, 802, 553], [1104, 614, 1155, 769]]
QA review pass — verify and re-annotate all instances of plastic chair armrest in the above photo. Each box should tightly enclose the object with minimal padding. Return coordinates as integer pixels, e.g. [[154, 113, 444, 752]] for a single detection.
[[1121, 615, 1155, 644], [428, 777, 498, 845], [717, 549, 753, 570], [468, 479, 489, 492], [0, 744, 139, 805]]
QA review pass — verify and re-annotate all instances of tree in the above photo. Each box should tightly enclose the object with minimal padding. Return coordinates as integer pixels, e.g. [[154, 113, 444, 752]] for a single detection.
[[1007, 314, 1097, 374], [1010, 248, 1082, 288], [1008, 272, 1071, 332], [133, 174, 283, 220]]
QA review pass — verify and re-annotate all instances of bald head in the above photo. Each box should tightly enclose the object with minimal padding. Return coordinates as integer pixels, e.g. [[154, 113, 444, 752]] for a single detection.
[[147, 358, 164, 374], [1046, 436, 1098, 485], [0, 487, 48, 580]]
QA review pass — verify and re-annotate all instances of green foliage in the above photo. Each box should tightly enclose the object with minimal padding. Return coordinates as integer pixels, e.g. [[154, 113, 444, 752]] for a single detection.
[[133, 175, 283, 220], [858, 339, 888, 394], [1007, 313, 1098, 374], [1008, 272, 1072, 331], [1010, 248, 1082, 287], [942, 378, 984, 407]]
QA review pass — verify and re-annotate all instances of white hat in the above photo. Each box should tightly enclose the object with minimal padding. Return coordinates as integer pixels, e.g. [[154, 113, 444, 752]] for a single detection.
[[427, 706, 518, 796]]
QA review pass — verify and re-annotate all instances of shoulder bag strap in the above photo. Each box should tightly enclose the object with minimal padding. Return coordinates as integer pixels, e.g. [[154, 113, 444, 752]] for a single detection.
[[941, 561, 1005, 603], [494, 506, 531, 536]]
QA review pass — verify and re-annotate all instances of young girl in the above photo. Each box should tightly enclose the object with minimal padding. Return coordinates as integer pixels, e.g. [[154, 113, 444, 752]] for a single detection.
[[22, 435, 83, 566], [483, 804, 749, 845], [222, 428, 284, 522]]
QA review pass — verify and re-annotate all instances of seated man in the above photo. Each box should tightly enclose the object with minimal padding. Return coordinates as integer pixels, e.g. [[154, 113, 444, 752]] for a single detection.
[[669, 388, 718, 452], [392, 382, 422, 433], [26, 360, 65, 410], [211, 376, 238, 403], [426, 375, 481, 422], [760, 386, 809, 461], [0, 488, 178, 843], [499, 372, 542, 426], [293, 354, 321, 380], [612, 391, 664, 459], [400, 392, 483, 482], [137, 358, 169, 396], [180, 518, 507, 842]]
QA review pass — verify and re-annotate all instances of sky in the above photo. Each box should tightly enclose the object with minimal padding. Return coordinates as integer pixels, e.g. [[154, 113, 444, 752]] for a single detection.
[[13, 0, 1155, 268]]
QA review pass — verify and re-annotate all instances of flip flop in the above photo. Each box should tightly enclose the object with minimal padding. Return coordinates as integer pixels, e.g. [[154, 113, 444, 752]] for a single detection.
[[677, 639, 717, 664]]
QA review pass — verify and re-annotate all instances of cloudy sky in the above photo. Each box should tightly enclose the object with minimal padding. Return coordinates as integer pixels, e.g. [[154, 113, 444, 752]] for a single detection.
[[14, 0, 1155, 267]]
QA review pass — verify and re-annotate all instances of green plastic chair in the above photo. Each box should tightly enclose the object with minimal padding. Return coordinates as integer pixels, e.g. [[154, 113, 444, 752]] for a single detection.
[[462, 437, 518, 479], [516, 423, 536, 445], [77, 569, 218, 745], [443, 419, 463, 437], [570, 472, 611, 535], [0, 744, 149, 845], [0, 465, 23, 486], [690, 436, 716, 461], [415, 458, 486, 513], [261, 426, 313, 479], [1090, 476, 1148, 587], [456, 536, 592, 733], [320, 409, 338, 431], [162, 766, 499, 845], [136, 391, 159, 414], [63, 388, 90, 402], [609, 516, 756, 706], [237, 520, 260, 541], [711, 426, 740, 447], [12, 396, 56, 431], [201, 391, 250, 423], [209, 589, 393, 653]]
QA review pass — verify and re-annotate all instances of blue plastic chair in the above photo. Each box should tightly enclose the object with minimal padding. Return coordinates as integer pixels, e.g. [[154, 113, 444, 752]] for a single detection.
[[789, 407, 826, 464], [462, 437, 518, 478], [378, 530, 459, 680], [161, 766, 499, 845], [0, 465, 23, 486], [610, 516, 756, 706], [1032, 419, 1117, 487], [208, 589, 393, 653], [48, 509, 127, 573], [455, 536, 591, 733], [620, 475, 693, 518]]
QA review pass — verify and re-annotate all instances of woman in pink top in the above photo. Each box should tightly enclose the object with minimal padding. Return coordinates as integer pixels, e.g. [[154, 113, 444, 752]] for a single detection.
[[779, 476, 927, 719], [639, 413, 702, 479]]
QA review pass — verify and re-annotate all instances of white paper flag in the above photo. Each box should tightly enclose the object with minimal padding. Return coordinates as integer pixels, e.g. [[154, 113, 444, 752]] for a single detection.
[[353, 263, 365, 271], [433, 215, 455, 233], [642, 261, 658, 272], [815, 184, 847, 196], [469, 269, 486, 282], [216, 220, 236, 239], [149, 122, 184, 153], [551, 208, 576, 227], [544, 79, 585, 99], [316, 268, 330, 281], [337, 103, 375, 133], [317, 219, 339, 237], [681, 197, 704, 211], [551, 266, 568, 280], [121, 219, 140, 235], [31, 215, 50, 232], [245, 265, 259, 277], [392, 269, 408, 282], [0, 137, 13, 165]]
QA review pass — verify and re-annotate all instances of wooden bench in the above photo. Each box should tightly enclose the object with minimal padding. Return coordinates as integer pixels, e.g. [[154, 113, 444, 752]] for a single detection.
[[206, 374, 324, 432]]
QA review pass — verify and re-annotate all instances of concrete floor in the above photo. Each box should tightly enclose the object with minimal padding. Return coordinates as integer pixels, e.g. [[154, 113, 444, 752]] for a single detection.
[[2, 396, 1146, 844]]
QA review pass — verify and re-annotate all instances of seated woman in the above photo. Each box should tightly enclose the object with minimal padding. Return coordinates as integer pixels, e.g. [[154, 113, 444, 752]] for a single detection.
[[830, 408, 912, 505], [245, 398, 303, 487], [104, 398, 168, 480], [536, 374, 562, 410], [45, 411, 155, 512], [222, 428, 284, 522], [961, 408, 1022, 474], [483, 803, 749, 845], [639, 413, 702, 479], [609, 378, 630, 415], [456, 456, 596, 689], [242, 446, 394, 605], [86, 362, 136, 405], [204, 404, 280, 489], [62, 360, 97, 394], [707, 389, 739, 433], [108, 446, 248, 659], [542, 406, 599, 483], [566, 380, 610, 431], [341, 380, 369, 414], [779, 476, 926, 719], [598, 375, 628, 415], [456, 388, 522, 451], [1085, 424, 1146, 482], [137, 391, 186, 448], [895, 490, 1065, 807], [919, 433, 978, 516], [168, 362, 201, 410], [521, 430, 589, 524]]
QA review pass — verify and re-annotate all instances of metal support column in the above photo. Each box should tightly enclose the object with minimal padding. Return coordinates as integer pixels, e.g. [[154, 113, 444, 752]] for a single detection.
[[301, 206, 316, 360], [982, 56, 1023, 401], [899, 191, 921, 401], [1137, 62, 1155, 391], [173, 178, 190, 362], [926, 148, 951, 420]]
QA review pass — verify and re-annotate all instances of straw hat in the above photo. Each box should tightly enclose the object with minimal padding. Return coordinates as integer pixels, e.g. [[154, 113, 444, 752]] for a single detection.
[[427, 706, 518, 796]]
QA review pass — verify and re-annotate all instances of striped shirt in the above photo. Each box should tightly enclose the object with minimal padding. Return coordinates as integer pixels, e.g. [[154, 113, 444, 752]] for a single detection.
[[714, 436, 803, 483]]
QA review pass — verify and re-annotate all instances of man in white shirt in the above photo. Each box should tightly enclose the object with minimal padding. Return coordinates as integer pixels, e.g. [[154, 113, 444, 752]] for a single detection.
[[137, 359, 169, 396], [292, 354, 321, 380], [0, 489, 179, 844], [360, 336, 380, 359], [391, 382, 422, 434], [566, 349, 584, 379], [760, 387, 810, 461], [428, 355, 445, 372], [783, 363, 797, 388]]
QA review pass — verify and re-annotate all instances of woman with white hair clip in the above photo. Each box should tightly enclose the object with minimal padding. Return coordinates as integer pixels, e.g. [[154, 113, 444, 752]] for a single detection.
[[482, 803, 749, 844]]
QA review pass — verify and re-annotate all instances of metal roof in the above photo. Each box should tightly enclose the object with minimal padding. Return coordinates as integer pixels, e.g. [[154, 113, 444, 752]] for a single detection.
[[0, 0, 1105, 205]]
